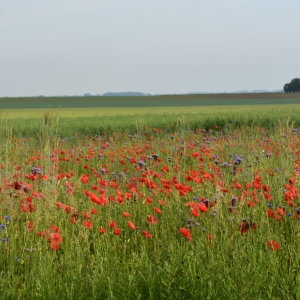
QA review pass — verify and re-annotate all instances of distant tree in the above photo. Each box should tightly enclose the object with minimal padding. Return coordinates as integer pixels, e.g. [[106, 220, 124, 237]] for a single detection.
[[284, 78, 300, 93], [284, 83, 291, 93], [290, 78, 300, 92]]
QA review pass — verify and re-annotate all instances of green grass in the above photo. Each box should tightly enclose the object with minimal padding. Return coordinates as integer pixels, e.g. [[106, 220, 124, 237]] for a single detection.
[[0, 96, 300, 299], [1, 104, 300, 138]]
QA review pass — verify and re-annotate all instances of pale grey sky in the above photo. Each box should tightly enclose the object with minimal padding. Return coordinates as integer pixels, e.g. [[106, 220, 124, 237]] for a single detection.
[[1, 0, 299, 97]]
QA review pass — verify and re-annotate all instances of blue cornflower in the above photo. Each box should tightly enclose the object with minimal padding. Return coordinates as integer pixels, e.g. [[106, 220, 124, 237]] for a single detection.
[[233, 155, 243, 165], [31, 166, 42, 175], [4, 216, 11, 222]]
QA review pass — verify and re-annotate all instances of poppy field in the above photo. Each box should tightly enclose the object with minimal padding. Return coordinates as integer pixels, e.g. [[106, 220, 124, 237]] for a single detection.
[[0, 107, 300, 299]]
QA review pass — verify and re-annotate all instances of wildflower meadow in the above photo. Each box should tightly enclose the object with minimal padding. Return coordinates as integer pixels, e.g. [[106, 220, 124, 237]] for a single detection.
[[0, 105, 300, 299]]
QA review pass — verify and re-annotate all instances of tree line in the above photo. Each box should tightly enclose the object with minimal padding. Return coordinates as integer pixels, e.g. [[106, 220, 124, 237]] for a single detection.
[[284, 78, 300, 93]]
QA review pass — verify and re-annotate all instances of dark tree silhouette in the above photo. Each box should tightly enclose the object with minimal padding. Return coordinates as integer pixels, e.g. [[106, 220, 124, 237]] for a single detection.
[[284, 78, 300, 92], [284, 83, 291, 93]]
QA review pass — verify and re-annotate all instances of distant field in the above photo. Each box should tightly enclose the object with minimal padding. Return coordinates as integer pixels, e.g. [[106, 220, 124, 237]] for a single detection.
[[1, 104, 300, 120], [1, 93, 300, 109], [1, 93, 300, 136]]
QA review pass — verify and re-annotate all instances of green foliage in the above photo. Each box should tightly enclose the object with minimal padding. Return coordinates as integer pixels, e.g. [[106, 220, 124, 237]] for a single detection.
[[284, 78, 300, 93]]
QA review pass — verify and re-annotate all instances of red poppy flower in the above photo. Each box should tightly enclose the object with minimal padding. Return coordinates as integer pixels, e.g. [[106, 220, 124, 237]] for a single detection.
[[159, 200, 167, 206], [141, 230, 152, 238], [99, 227, 106, 234], [147, 215, 158, 224], [80, 174, 90, 184], [109, 221, 117, 228], [266, 240, 280, 251], [247, 201, 256, 207], [192, 152, 200, 158], [27, 221, 34, 232], [239, 221, 250, 234], [263, 184, 270, 192], [50, 241, 60, 251], [191, 207, 200, 217], [179, 227, 192, 241], [253, 181, 261, 189], [198, 204, 208, 212], [235, 182, 242, 189], [128, 221, 137, 230], [64, 206, 72, 213], [114, 228, 122, 235], [267, 209, 275, 218], [245, 182, 252, 189], [90, 208, 98, 215], [122, 212, 131, 218], [250, 222, 258, 230], [82, 220, 93, 229], [294, 212, 300, 220], [48, 233, 63, 244], [277, 207, 285, 216], [206, 234, 213, 240], [82, 211, 91, 219], [153, 207, 162, 214], [289, 177, 296, 185], [36, 231, 45, 237], [145, 196, 154, 204], [264, 192, 273, 200], [49, 225, 60, 233]]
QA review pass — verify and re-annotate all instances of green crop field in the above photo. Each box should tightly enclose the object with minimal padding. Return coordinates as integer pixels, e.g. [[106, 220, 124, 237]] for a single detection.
[[1, 92, 300, 109], [1, 93, 300, 137]]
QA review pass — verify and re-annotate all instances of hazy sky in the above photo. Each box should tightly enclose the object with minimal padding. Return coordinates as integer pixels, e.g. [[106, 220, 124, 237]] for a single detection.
[[1, 0, 300, 97]]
